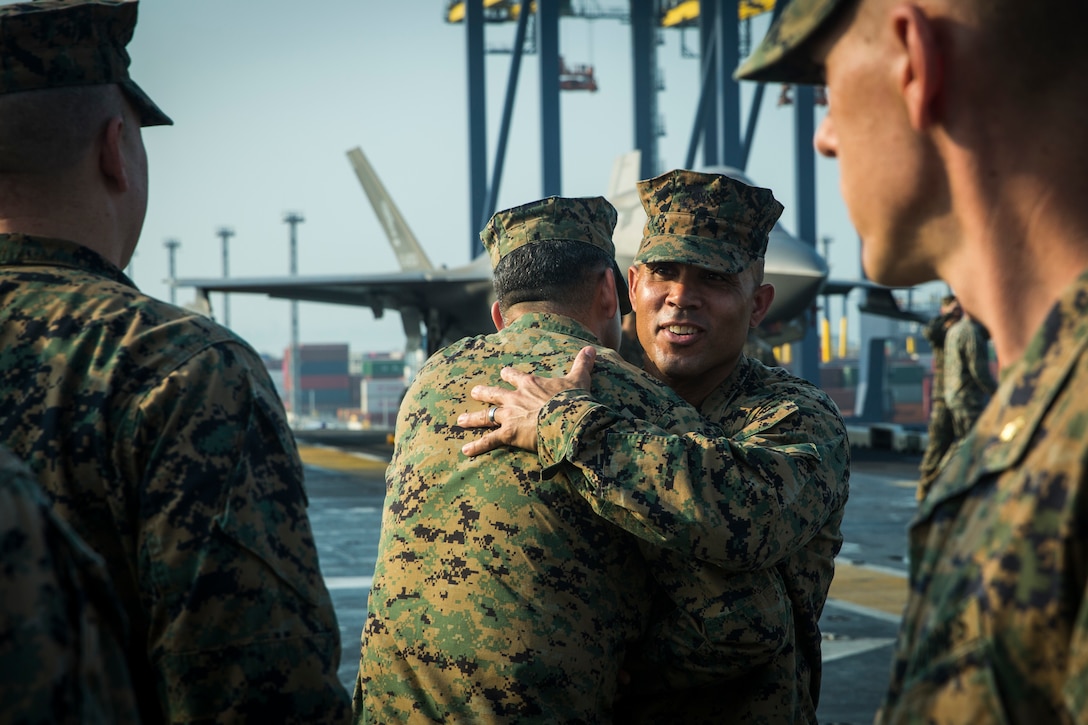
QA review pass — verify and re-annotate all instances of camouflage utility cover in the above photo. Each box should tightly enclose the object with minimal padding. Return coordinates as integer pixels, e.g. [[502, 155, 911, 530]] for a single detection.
[[0, 0, 171, 126], [535, 354, 850, 722], [0, 445, 139, 724], [733, 0, 847, 84], [880, 269, 1088, 722], [355, 312, 791, 723], [636, 169, 784, 276], [481, 195, 631, 314], [0, 235, 349, 723]]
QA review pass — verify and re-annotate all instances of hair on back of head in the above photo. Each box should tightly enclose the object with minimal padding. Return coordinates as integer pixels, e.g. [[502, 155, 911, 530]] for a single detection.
[[493, 239, 613, 315], [976, 0, 1088, 98], [0, 84, 121, 174]]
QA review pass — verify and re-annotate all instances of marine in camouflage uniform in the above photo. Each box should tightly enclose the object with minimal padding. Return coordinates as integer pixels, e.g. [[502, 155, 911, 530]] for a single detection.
[[0, 445, 140, 724], [0, 2, 348, 722], [943, 315, 997, 440], [918, 298, 961, 500], [355, 197, 793, 723], [880, 277, 1088, 723], [464, 172, 850, 723], [736, 0, 1088, 720]]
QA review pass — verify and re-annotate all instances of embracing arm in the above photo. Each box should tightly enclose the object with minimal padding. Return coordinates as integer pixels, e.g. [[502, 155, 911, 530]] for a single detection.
[[535, 389, 849, 570], [462, 348, 850, 571]]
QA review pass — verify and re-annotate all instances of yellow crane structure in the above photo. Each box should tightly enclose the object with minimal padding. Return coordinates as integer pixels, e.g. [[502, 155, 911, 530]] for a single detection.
[[445, 1, 775, 26]]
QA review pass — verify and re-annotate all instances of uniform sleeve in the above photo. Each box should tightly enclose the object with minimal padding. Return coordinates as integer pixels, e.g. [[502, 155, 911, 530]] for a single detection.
[[535, 389, 850, 571], [967, 327, 998, 395], [122, 342, 350, 723], [0, 454, 140, 724]]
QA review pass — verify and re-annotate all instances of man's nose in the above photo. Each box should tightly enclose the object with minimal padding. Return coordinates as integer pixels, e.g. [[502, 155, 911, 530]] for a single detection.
[[814, 113, 838, 158]]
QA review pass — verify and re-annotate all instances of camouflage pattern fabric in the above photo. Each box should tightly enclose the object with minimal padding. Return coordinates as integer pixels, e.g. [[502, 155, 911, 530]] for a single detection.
[[918, 399, 954, 502], [481, 195, 618, 267], [878, 270, 1088, 722], [0, 0, 171, 126], [0, 234, 349, 724], [944, 317, 998, 439], [535, 354, 850, 723], [733, 0, 848, 84], [482, 195, 631, 314], [918, 313, 957, 499], [636, 169, 783, 275], [0, 445, 140, 724], [355, 312, 791, 723]]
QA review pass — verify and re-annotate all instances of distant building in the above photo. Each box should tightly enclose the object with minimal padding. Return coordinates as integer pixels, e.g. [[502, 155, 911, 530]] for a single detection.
[[260, 353, 286, 402], [283, 344, 358, 418], [272, 345, 406, 426], [347, 351, 406, 429]]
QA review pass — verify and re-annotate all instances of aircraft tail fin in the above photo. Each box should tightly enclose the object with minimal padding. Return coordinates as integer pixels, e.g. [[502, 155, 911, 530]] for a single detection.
[[607, 151, 645, 259], [606, 150, 642, 201], [347, 146, 434, 272]]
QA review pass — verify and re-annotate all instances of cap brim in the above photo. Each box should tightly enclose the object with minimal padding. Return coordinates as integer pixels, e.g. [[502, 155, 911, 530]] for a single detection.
[[121, 79, 173, 127], [612, 260, 632, 315], [733, 0, 847, 84], [636, 234, 754, 276]]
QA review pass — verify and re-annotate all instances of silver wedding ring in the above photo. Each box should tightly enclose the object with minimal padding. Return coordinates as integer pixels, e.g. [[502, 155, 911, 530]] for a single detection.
[[487, 405, 499, 425]]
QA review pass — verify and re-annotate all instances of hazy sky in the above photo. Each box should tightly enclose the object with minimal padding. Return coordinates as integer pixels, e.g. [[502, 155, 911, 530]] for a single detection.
[[103, 1, 919, 357]]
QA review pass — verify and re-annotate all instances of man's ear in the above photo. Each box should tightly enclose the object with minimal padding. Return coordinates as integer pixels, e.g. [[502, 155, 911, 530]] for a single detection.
[[750, 283, 776, 328], [893, 4, 942, 129], [596, 267, 619, 320], [627, 264, 641, 306], [98, 115, 129, 192], [491, 300, 505, 331]]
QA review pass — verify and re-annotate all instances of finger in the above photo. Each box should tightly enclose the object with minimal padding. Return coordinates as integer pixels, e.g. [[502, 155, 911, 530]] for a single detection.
[[469, 384, 509, 405], [461, 429, 507, 457], [566, 346, 597, 385], [498, 365, 531, 387], [457, 408, 495, 429]]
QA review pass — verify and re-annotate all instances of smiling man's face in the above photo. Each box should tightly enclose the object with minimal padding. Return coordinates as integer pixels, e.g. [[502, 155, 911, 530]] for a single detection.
[[629, 260, 773, 405]]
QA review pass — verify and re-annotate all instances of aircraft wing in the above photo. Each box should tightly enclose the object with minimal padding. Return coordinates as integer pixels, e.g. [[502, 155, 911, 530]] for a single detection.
[[820, 277, 929, 324], [175, 258, 495, 354]]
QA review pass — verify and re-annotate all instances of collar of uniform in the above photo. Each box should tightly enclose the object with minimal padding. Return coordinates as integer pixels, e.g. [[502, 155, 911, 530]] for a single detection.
[[503, 310, 602, 346], [915, 268, 1088, 520], [695, 353, 754, 415], [0, 233, 134, 287]]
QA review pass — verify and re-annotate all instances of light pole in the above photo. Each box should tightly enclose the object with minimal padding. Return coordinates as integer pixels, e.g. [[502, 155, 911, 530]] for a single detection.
[[283, 212, 304, 421], [163, 238, 180, 305], [217, 227, 234, 328], [820, 236, 833, 362]]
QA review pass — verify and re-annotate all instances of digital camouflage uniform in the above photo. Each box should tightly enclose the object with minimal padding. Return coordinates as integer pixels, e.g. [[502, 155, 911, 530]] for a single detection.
[[0, 3, 347, 721], [943, 317, 998, 439], [533, 172, 851, 723], [919, 312, 957, 500], [0, 235, 349, 723], [736, 4, 1088, 721], [878, 269, 1088, 722], [355, 197, 792, 723], [0, 445, 140, 724]]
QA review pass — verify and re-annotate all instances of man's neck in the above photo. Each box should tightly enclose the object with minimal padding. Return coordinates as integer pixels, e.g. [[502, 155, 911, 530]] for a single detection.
[[940, 196, 1088, 370]]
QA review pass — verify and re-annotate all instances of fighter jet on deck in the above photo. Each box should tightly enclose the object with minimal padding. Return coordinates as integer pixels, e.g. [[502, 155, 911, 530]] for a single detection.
[[173, 147, 837, 363]]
